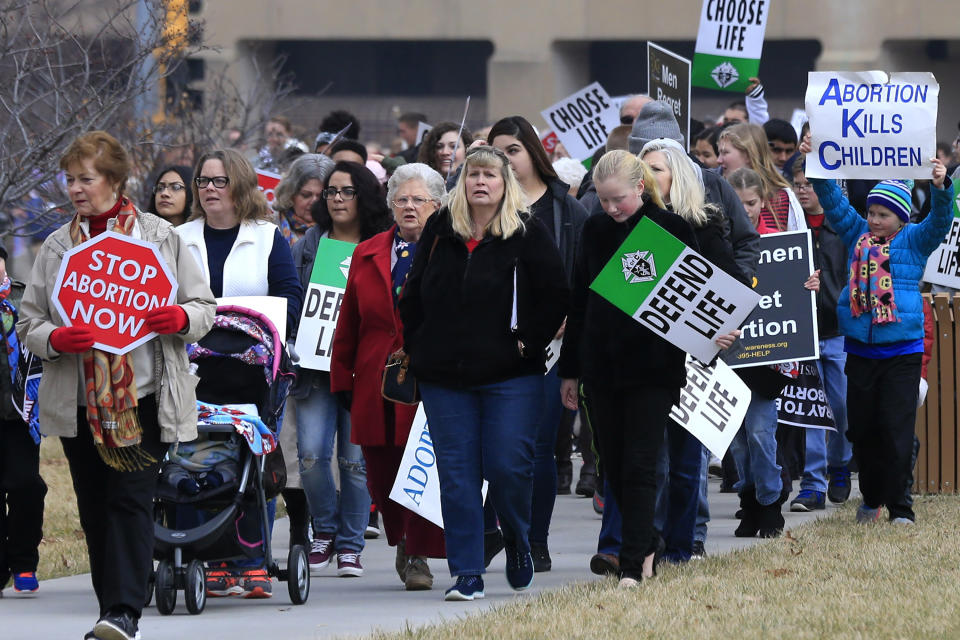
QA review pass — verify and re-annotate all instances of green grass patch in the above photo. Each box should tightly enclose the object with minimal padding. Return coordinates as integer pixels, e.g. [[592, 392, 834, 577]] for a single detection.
[[368, 496, 960, 640]]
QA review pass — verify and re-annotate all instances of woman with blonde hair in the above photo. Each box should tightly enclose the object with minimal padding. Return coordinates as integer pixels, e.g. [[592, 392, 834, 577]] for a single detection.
[[718, 123, 804, 232], [399, 145, 568, 601], [559, 150, 737, 587]]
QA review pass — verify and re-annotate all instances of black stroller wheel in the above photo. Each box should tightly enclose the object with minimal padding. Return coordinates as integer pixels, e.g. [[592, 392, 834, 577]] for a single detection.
[[287, 544, 309, 605], [184, 559, 206, 615], [155, 560, 177, 615]]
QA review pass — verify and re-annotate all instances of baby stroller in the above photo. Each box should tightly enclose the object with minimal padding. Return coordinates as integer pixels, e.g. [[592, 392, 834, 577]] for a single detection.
[[150, 305, 308, 614]]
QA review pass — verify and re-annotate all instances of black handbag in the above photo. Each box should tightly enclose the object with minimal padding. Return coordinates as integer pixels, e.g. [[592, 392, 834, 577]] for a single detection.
[[382, 349, 419, 405], [381, 235, 439, 405]]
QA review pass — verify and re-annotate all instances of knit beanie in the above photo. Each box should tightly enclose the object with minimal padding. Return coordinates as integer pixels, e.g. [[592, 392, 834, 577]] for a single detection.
[[866, 180, 914, 223], [628, 101, 684, 154]]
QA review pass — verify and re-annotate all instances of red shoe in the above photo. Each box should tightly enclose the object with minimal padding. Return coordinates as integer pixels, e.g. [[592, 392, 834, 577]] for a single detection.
[[205, 564, 242, 597], [240, 568, 273, 598]]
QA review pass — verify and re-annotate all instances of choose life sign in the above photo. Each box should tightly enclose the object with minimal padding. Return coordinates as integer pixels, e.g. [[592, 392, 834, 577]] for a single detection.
[[647, 42, 691, 150], [723, 230, 819, 368], [293, 237, 356, 371], [804, 71, 939, 180], [692, 0, 769, 93], [540, 82, 619, 161], [590, 217, 760, 363]]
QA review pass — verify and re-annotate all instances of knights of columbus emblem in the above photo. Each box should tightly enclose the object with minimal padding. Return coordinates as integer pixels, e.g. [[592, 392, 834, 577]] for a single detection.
[[622, 250, 656, 284]]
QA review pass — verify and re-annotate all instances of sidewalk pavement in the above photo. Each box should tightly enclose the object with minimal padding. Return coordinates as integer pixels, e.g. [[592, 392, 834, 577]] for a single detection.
[[1, 475, 853, 640]]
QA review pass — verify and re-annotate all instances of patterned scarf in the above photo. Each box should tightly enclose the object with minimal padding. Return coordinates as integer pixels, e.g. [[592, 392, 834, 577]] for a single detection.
[[277, 209, 312, 248], [392, 228, 417, 306], [849, 229, 901, 325], [69, 198, 156, 471]]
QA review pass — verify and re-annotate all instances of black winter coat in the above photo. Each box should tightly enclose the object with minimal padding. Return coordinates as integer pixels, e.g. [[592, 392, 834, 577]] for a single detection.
[[399, 207, 569, 388], [810, 218, 848, 339], [558, 200, 699, 392]]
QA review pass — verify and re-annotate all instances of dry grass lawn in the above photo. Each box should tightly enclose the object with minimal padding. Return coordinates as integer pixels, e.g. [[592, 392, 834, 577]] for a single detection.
[[36, 437, 88, 580], [369, 496, 960, 640]]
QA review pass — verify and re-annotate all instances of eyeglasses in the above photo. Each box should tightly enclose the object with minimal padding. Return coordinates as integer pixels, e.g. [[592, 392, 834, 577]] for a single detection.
[[154, 182, 186, 194], [323, 187, 357, 200], [794, 182, 813, 191], [195, 176, 229, 188], [392, 196, 432, 209]]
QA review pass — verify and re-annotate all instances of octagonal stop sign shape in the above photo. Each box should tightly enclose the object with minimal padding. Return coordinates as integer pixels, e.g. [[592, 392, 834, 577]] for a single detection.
[[51, 232, 178, 355]]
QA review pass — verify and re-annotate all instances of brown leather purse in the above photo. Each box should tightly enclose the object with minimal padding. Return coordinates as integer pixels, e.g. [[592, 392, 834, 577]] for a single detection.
[[381, 349, 419, 405]]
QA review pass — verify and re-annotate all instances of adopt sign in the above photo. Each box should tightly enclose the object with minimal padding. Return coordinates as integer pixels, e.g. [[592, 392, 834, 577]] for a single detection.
[[670, 356, 750, 459], [293, 237, 356, 371], [923, 194, 960, 288], [51, 232, 178, 355], [590, 216, 760, 363], [805, 71, 939, 180], [723, 230, 819, 368], [692, 0, 769, 93], [540, 82, 618, 161]]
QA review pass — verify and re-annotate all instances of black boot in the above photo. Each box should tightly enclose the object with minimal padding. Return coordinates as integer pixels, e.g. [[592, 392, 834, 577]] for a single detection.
[[734, 491, 760, 537], [757, 498, 785, 538], [282, 488, 310, 547]]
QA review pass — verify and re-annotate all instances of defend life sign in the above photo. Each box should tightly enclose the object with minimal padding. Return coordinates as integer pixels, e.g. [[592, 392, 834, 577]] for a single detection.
[[293, 237, 356, 371], [692, 0, 769, 93], [540, 82, 619, 161], [647, 43, 691, 149], [922, 194, 960, 289], [804, 71, 939, 180], [723, 230, 819, 368], [51, 232, 178, 355], [670, 356, 751, 459], [590, 217, 761, 363]]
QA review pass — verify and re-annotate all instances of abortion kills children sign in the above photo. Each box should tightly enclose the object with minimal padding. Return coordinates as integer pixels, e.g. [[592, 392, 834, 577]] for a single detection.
[[670, 356, 751, 459], [540, 82, 619, 161], [692, 0, 770, 93], [51, 232, 178, 355], [293, 237, 356, 371], [923, 195, 960, 289], [805, 71, 940, 180], [590, 216, 760, 363], [648, 42, 691, 150], [723, 230, 819, 368]]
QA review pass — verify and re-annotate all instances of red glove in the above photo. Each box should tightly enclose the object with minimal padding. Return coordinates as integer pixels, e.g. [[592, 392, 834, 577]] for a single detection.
[[50, 326, 95, 354], [146, 305, 188, 335]]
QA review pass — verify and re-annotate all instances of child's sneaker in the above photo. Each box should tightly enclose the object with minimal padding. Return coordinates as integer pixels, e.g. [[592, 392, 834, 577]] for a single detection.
[[205, 563, 242, 597], [13, 572, 39, 593], [240, 568, 273, 598], [855, 503, 883, 524]]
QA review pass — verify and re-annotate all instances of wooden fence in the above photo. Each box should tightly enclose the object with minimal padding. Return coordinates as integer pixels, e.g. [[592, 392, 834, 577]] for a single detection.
[[915, 293, 960, 494]]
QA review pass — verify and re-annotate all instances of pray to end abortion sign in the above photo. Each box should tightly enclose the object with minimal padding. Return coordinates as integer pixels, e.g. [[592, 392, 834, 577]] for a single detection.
[[804, 71, 939, 180]]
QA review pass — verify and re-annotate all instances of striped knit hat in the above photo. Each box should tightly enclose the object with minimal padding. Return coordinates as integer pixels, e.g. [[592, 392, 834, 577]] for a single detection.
[[866, 180, 914, 223]]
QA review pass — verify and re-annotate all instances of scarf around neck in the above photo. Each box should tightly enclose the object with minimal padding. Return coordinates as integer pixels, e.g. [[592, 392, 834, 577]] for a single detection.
[[69, 198, 156, 471], [849, 229, 901, 325]]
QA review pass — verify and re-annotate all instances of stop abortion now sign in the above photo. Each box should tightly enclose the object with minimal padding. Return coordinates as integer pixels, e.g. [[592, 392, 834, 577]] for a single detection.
[[51, 232, 178, 355]]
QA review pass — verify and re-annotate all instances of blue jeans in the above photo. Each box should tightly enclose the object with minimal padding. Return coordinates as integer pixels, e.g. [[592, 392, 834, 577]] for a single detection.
[[730, 396, 783, 506], [818, 336, 851, 468], [694, 446, 710, 544], [653, 422, 702, 561], [801, 429, 828, 492], [597, 476, 621, 556], [421, 375, 542, 577], [529, 366, 563, 545], [296, 384, 369, 553]]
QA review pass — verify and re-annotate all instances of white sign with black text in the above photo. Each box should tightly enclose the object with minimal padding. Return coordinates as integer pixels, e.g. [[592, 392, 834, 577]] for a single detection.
[[670, 356, 751, 459]]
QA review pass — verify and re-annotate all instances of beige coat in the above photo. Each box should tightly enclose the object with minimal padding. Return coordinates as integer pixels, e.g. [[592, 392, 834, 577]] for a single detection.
[[16, 210, 217, 443]]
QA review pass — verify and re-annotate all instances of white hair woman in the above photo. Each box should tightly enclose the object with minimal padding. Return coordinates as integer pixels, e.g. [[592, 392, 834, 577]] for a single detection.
[[399, 146, 568, 601], [273, 153, 336, 246], [330, 163, 447, 591]]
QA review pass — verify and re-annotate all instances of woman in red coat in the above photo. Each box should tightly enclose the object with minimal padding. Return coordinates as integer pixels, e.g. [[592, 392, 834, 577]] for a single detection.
[[331, 163, 447, 590]]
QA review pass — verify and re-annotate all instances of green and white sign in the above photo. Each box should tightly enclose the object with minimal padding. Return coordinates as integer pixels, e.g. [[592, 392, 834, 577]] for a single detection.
[[293, 237, 357, 371], [590, 216, 760, 363], [670, 356, 751, 459], [692, 0, 770, 93], [923, 194, 960, 288]]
